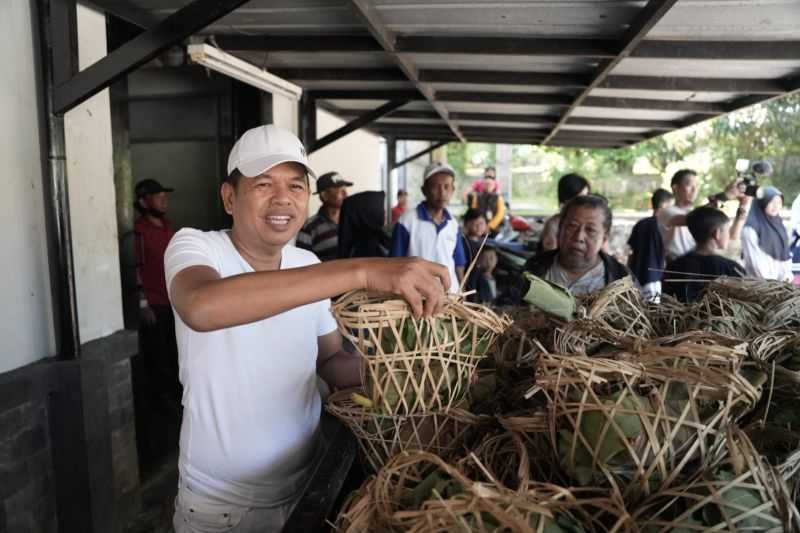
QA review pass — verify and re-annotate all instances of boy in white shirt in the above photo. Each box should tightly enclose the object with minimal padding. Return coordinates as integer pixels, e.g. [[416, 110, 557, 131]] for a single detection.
[[166, 125, 449, 533]]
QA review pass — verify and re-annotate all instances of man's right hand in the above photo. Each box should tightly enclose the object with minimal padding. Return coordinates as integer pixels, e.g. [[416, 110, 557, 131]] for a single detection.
[[358, 257, 450, 318]]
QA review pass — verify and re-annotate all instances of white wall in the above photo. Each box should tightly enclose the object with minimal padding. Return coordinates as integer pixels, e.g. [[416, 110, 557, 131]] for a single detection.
[[308, 109, 383, 214], [272, 92, 298, 135], [0, 1, 57, 372], [64, 3, 124, 342]]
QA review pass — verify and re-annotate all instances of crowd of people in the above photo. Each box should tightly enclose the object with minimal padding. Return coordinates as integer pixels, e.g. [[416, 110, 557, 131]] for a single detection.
[[132, 124, 800, 532]]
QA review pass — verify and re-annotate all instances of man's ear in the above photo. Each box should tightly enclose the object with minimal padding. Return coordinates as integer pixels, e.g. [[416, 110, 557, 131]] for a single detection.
[[221, 182, 235, 215]]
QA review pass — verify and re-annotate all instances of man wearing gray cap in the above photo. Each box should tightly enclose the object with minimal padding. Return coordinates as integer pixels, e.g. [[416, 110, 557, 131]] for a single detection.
[[165, 125, 449, 532], [296, 171, 353, 261], [390, 161, 467, 293]]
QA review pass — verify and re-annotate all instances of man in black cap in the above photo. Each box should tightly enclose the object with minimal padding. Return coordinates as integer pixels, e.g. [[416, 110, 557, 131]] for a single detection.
[[134, 179, 180, 410], [296, 171, 353, 261]]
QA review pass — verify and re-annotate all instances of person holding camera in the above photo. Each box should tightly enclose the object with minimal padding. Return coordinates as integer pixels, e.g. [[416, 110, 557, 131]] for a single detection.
[[740, 186, 793, 281]]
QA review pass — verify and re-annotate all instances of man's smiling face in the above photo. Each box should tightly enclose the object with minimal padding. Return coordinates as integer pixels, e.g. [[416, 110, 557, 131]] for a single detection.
[[222, 162, 310, 251]]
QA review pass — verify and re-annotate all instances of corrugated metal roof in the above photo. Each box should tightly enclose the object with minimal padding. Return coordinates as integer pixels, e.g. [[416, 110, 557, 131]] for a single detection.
[[96, 0, 800, 148]]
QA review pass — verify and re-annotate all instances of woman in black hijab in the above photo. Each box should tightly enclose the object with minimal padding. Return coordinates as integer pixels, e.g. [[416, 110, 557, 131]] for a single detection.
[[740, 186, 793, 281], [337, 191, 391, 258]]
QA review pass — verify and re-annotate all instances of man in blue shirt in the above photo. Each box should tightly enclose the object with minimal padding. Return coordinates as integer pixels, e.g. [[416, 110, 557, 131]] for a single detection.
[[391, 162, 467, 293]]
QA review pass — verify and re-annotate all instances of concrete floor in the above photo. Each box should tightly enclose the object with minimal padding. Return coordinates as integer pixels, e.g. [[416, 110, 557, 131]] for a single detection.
[[124, 449, 179, 533]]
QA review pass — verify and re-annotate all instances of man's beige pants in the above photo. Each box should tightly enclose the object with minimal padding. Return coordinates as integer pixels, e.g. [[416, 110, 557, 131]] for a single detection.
[[173, 484, 293, 533]]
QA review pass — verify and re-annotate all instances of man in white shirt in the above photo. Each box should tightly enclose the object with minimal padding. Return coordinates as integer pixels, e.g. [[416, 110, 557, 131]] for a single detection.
[[657, 169, 700, 262], [166, 125, 449, 533]]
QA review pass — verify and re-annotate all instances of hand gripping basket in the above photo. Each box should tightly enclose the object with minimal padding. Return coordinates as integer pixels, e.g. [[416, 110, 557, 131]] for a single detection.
[[333, 290, 510, 416]]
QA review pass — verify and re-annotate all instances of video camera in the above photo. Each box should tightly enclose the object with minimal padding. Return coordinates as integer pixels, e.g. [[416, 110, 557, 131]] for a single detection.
[[735, 159, 773, 197]]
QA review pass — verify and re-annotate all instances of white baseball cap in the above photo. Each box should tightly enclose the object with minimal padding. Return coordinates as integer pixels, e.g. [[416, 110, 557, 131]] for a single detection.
[[423, 161, 456, 181], [227, 124, 317, 179]]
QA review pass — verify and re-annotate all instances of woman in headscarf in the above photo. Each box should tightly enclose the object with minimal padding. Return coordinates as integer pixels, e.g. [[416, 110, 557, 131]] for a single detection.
[[740, 186, 793, 281], [337, 190, 391, 258]]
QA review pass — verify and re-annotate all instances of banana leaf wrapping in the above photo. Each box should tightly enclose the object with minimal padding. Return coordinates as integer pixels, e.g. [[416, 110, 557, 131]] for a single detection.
[[326, 388, 485, 472], [634, 428, 800, 532], [333, 290, 510, 416], [337, 451, 633, 533], [534, 352, 761, 503]]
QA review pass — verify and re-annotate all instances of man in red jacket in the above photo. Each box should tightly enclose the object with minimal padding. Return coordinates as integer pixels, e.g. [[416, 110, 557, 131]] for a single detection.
[[135, 179, 180, 408]]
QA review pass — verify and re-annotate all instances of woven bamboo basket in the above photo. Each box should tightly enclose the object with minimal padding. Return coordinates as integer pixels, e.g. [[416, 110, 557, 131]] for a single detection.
[[645, 294, 691, 337], [749, 330, 799, 364], [633, 427, 800, 532], [586, 276, 655, 339], [368, 451, 632, 533], [689, 292, 763, 339], [455, 430, 533, 490], [535, 353, 761, 503], [553, 317, 636, 356], [333, 290, 510, 415], [708, 276, 800, 305], [762, 293, 800, 332], [326, 389, 484, 472]]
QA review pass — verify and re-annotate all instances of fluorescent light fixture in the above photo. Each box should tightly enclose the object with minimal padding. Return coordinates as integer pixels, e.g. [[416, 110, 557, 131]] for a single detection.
[[187, 43, 302, 101]]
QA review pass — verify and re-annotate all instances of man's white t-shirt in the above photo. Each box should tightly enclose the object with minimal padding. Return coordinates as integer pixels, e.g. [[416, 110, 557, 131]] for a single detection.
[[657, 205, 695, 260], [164, 229, 337, 508]]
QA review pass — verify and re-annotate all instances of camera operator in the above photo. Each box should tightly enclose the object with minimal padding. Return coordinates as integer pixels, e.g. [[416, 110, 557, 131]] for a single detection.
[[658, 169, 751, 263]]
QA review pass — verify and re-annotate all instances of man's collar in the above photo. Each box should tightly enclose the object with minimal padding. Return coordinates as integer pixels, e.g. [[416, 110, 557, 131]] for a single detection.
[[417, 202, 452, 222]]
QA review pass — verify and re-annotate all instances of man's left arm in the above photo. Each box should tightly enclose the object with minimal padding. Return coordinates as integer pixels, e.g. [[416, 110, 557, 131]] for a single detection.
[[317, 330, 361, 389]]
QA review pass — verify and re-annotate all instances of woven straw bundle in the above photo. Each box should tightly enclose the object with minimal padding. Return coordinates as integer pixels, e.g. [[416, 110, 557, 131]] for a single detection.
[[585, 277, 655, 339], [535, 353, 761, 503], [762, 293, 800, 332], [326, 389, 484, 472], [708, 277, 800, 305], [337, 451, 632, 533], [333, 291, 510, 416], [689, 292, 763, 339], [634, 428, 800, 532]]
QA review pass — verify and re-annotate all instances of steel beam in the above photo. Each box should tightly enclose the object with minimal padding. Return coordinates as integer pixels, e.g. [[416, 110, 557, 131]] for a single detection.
[[395, 36, 618, 57], [567, 117, 676, 130], [310, 99, 409, 153], [450, 112, 559, 124], [350, 0, 466, 143], [271, 67, 406, 82], [39, 0, 81, 361], [632, 40, 800, 60], [392, 141, 449, 169], [436, 91, 574, 106], [542, 0, 680, 145], [338, 109, 443, 122], [309, 89, 425, 101], [53, 0, 250, 114], [216, 34, 381, 52], [199, 34, 800, 62], [582, 96, 725, 114], [601, 75, 785, 94], [419, 70, 591, 87]]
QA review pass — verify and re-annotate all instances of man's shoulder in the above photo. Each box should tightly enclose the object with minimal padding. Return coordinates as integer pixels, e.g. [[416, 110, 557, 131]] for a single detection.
[[397, 206, 420, 226], [168, 228, 227, 251]]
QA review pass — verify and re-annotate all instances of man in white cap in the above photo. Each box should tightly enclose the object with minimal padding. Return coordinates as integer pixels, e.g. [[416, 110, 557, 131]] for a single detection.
[[165, 124, 449, 532], [390, 161, 467, 292]]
